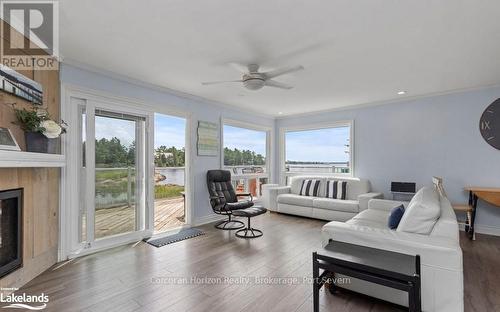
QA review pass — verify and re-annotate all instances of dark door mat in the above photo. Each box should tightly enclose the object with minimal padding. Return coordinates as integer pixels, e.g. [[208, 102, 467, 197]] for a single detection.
[[145, 228, 205, 247]]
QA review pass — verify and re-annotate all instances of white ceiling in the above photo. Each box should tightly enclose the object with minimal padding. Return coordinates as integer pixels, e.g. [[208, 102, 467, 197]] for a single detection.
[[59, 0, 500, 117]]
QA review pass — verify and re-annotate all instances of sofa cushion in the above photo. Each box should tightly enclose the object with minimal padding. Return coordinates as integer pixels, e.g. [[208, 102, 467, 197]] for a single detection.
[[318, 176, 370, 200], [313, 198, 359, 213], [299, 179, 321, 197], [346, 208, 390, 229], [277, 194, 314, 206], [388, 205, 405, 229], [430, 194, 460, 240], [397, 186, 441, 235], [289, 176, 370, 199], [326, 180, 347, 199], [290, 176, 327, 196]]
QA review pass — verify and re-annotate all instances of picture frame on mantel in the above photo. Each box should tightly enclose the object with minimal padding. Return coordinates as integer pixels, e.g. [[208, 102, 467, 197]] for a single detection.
[[197, 121, 219, 156], [0, 127, 21, 151]]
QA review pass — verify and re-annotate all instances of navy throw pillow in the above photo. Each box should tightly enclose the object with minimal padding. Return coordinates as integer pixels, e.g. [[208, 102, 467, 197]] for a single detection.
[[388, 205, 405, 230]]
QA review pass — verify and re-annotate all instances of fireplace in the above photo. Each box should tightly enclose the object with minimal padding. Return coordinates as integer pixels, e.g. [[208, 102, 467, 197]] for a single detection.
[[0, 189, 22, 279]]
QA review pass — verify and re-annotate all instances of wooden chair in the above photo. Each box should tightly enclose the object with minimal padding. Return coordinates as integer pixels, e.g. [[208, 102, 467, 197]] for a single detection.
[[432, 177, 475, 240]]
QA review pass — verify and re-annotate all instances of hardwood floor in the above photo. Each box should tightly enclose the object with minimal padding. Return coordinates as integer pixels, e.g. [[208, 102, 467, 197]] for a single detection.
[[7, 212, 500, 312]]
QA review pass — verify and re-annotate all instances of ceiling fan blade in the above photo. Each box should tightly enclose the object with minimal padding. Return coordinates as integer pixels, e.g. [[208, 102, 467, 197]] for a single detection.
[[265, 80, 293, 89], [263, 65, 304, 79], [201, 80, 242, 85], [229, 62, 249, 73]]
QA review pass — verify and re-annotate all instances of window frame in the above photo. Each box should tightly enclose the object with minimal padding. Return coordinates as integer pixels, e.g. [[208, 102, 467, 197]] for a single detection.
[[279, 120, 354, 185], [61, 84, 194, 260], [221, 118, 272, 193]]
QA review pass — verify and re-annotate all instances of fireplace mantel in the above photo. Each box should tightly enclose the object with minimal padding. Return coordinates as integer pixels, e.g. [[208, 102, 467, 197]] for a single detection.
[[0, 150, 65, 168]]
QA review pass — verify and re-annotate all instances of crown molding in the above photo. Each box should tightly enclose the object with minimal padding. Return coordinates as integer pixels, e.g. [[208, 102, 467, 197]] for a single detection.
[[275, 83, 500, 120], [61, 59, 274, 120], [61, 59, 500, 121]]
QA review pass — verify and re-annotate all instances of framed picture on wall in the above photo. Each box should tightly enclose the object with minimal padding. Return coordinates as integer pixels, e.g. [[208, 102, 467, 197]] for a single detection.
[[0, 127, 20, 151], [197, 121, 219, 156], [0, 64, 43, 105]]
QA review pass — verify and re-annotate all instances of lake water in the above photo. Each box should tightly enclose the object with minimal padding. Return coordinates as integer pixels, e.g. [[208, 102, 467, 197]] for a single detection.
[[95, 167, 185, 209], [155, 168, 185, 186]]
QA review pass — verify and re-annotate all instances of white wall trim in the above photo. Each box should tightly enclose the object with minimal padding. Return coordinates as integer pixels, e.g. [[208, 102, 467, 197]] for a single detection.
[[61, 82, 193, 120], [275, 83, 500, 119], [66, 230, 152, 260], [220, 117, 274, 183], [62, 60, 273, 120], [222, 118, 273, 132], [278, 120, 354, 185], [59, 83, 195, 260], [64, 59, 500, 121], [459, 223, 500, 237]]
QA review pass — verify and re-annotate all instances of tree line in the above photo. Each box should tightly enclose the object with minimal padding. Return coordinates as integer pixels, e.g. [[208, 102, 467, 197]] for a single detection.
[[224, 147, 265, 166], [94, 138, 186, 167], [95, 138, 136, 166], [155, 145, 185, 167], [94, 137, 265, 168]]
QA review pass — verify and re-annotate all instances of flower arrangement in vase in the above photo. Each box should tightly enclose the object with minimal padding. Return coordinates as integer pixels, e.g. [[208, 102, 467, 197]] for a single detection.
[[11, 104, 67, 153]]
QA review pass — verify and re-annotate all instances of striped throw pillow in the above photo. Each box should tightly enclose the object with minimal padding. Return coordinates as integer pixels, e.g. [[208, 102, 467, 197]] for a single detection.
[[299, 179, 321, 197], [326, 180, 347, 200]]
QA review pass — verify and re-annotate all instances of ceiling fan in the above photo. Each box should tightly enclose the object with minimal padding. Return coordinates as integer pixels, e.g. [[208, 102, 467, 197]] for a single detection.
[[202, 63, 304, 90]]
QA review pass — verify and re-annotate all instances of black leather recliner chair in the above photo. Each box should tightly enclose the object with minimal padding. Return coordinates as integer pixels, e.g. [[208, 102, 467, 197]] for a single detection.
[[207, 169, 254, 230]]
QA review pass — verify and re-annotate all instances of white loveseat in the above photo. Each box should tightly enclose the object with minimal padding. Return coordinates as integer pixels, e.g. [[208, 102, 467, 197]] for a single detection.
[[322, 187, 463, 312], [267, 176, 383, 221]]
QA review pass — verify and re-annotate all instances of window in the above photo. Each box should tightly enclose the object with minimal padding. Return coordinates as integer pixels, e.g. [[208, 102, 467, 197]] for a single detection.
[[281, 121, 353, 183], [223, 121, 270, 199]]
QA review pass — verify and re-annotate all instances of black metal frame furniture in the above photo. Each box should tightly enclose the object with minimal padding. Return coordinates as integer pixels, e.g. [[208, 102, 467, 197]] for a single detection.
[[207, 170, 254, 230], [232, 206, 267, 238], [313, 240, 421, 312]]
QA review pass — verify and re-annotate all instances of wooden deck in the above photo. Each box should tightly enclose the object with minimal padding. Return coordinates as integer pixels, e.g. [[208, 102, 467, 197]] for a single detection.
[[94, 197, 185, 238], [154, 197, 185, 232]]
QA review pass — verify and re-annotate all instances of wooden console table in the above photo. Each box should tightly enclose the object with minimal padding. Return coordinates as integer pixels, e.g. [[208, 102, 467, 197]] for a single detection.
[[465, 187, 500, 240]]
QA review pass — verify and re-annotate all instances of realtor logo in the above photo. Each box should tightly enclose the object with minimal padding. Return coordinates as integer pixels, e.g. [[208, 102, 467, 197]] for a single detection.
[[0, 289, 49, 310], [0, 0, 59, 70]]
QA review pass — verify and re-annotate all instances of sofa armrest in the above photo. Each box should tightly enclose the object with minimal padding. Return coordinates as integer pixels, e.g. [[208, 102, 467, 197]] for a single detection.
[[368, 199, 409, 212], [265, 186, 291, 211], [322, 221, 462, 270], [358, 192, 384, 211]]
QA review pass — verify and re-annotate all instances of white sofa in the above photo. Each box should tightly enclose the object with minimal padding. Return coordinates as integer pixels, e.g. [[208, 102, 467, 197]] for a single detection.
[[267, 176, 383, 221], [322, 187, 463, 312]]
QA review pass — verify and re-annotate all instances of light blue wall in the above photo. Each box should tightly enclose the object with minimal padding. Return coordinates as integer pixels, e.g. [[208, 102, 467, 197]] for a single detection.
[[60, 63, 275, 222], [276, 86, 500, 231], [61, 63, 500, 232]]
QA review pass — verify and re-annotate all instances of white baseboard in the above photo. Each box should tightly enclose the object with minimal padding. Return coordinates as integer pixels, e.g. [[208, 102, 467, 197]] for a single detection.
[[459, 223, 500, 236], [66, 230, 152, 259], [194, 213, 226, 226]]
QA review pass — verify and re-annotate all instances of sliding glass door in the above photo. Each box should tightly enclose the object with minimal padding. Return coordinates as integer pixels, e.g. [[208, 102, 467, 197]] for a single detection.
[[94, 111, 145, 239], [65, 92, 192, 258], [77, 101, 147, 248]]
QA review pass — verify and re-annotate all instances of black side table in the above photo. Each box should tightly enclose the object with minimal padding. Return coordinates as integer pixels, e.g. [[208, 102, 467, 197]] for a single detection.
[[313, 240, 421, 312]]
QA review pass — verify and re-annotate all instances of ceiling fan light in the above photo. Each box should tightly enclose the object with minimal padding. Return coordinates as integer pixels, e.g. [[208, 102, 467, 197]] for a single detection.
[[243, 78, 265, 90]]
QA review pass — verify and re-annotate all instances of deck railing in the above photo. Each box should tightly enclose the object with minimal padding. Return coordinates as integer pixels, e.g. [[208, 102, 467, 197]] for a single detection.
[[95, 166, 185, 209]]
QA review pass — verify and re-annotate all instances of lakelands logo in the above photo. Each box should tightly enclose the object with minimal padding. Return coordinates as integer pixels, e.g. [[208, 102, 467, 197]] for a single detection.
[[0, 292, 49, 310], [0, 0, 59, 70]]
